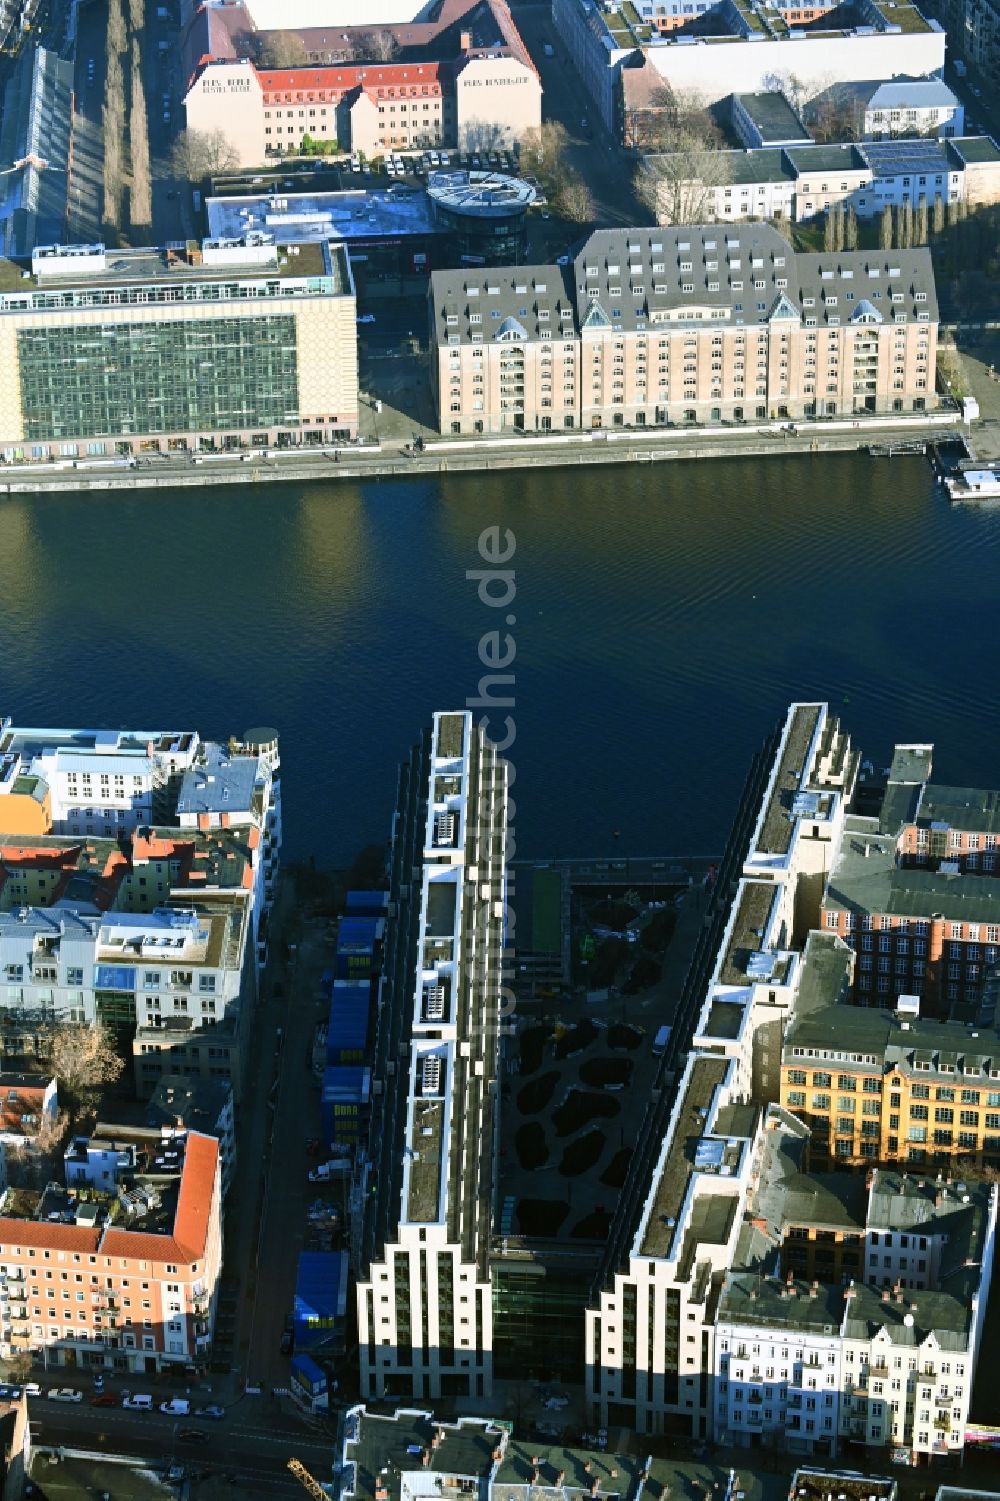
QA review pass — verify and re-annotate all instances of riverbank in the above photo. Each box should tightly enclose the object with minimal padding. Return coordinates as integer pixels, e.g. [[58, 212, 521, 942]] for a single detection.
[[0, 410, 964, 492]]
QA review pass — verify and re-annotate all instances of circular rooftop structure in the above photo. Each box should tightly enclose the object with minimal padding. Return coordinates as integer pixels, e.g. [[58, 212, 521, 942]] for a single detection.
[[426, 170, 536, 264], [426, 170, 536, 219]]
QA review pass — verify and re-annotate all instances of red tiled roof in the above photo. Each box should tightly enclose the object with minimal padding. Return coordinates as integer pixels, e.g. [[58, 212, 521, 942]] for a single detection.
[[257, 61, 443, 100], [0, 1086, 49, 1136], [0, 1133, 219, 1267], [0, 1221, 101, 1255]]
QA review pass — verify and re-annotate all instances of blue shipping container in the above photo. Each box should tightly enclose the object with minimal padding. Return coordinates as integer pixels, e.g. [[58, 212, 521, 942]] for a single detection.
[[346, 891, 389, 917], [293, 1251, 348, 1352]]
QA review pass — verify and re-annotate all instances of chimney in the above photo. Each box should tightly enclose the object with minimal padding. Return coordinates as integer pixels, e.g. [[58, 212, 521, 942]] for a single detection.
[[459, 28, 471, 49], [882, 1288, 890, 1302], [786, 1269, 794, 1286], [422, 1451, 431, 1467], [556, 1473, 566, 1488], [531, 1471, 541, 1486], [809, 1279, 819, 1299], [865, 1168, 874, 1189], [584, 1463, 592, 1474], [591, 1483, 600, 1498]]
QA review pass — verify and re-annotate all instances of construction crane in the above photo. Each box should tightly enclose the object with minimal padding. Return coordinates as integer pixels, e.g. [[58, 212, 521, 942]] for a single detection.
[[0, 153, 54, 176], [288, 1457, 333, 1499]]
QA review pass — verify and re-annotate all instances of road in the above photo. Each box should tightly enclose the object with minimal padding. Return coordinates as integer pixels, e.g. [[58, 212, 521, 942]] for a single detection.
[[28, 1397, 335, 1494], [510, 1, 643, 228]]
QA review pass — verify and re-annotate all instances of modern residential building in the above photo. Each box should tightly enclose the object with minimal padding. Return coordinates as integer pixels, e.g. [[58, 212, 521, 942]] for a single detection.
[[355, 711, 509, 1401], [586, 702, 998, 1456], [642, 136, 1000, 225], [0, 720, 281, 1098], [0, 1130, 222, 1374], [181, 0, 540, 164], [429, 224, 939, 434], [552, 0, 946, 138], [0, 237, 357, 463], [731, 92, 813, 150]]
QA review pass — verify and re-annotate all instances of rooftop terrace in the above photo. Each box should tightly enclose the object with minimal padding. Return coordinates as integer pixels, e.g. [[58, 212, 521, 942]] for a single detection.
[[640, 1054, 729, 1259], [757, 704, 821, 856], [720, 881, 778, 985]]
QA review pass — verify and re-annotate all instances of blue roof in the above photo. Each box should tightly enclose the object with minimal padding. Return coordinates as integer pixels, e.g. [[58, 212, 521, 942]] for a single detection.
[[290, 1353, 327, 1385], [322, 1065, 371, 1104], [337, 917, 381, 952], [346, 890, 388, 916], [294, 1250, 348, 1325]]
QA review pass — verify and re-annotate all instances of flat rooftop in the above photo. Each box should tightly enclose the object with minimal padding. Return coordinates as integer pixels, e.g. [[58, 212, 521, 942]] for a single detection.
[[790, 1471, 897, 1501], [757, 704, 821, 856], [720, 881, 778, 985], [640, 1054, 729, 1259], [206, 188, 437, 245], [827, 832, 1000, 924], [915, 782, 1000, 835], [734, 91, 811, 143]]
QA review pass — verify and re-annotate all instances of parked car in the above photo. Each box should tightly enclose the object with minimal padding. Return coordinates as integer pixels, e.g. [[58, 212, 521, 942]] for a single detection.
[[24, 1383, 41, 1399], [47, 1388, 83, 1403], [122, 1393, 153, 1410], [305, 1137, 323, 1156], [91, 1394, 116, 1407], [195, 1405, 226, 1420], [0, 1386, 22, 1401], [280, 1332, 293, 1355], [160, 1398, 190, 1416]]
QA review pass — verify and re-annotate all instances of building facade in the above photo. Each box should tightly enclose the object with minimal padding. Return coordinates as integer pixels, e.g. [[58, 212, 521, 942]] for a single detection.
[[0, 1131, 222, 1374], [644, 136, 1000, 226], [552, 0, 946, 137], [429, 225, 939, 435], [181, 10, 541, 166], [0, 719, 281, 1099], [586, 701, 998, 1456], [0, 238, 357, 463], [356, 712, 509, 1400], [863, 79, 964, 139]]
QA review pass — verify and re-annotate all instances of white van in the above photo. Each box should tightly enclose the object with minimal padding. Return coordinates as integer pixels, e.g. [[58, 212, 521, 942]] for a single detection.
[[160, 1397, 191, 1416], [652, 1024, 672, 1057], [122, 1393, 153, 1410]]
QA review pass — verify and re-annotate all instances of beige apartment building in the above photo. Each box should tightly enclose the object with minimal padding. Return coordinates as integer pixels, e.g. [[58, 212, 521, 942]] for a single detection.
[[429, 224, 939, 434], [183, 51, 540, 166]]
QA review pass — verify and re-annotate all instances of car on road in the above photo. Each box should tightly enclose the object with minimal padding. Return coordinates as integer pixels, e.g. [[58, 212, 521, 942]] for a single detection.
[[556, 254, 570, 265], [280, 1332, 293, 1355], [542, 41, 554, 55], [24, 1383, 41, 1399], [195, 1405, 226, 1420], [160, 1398, 191, 1416], [178, 1427, 209, 1442], [90, 1394, 116, 1407], [0, 1386, 22, 1401], [356, 314, 376, 325], [305, 1137, 323, 1155], [47, 1388, 83, 1403], [122, 1393, 154, 1410]]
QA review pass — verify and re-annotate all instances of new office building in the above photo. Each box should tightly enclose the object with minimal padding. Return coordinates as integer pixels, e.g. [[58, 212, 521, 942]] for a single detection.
[[355, 712, 509, 1400], [586, 702, 998, 1458], [429, 224, 938, 434], [0, 237, 357, 463]]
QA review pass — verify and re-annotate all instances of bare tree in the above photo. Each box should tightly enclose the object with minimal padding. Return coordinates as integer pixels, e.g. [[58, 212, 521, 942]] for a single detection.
[[556, 172, 595, 224], [915, 198, 929, 246], [635, 132, 731, 227], [127, 0, 144, 33], [129, 37, 152, 232], [42, 1023, 124, 1128], [171, 127, 241, 180], [352, 28, 399, 62], [256, 31, 310, 69], [845, 203, 858, 250], [519, 122, 569, 184], [758, 69, 809, 117], [880, 203, 893, 249], [102, 99, 122, 231], [932, 195, 945, 236]]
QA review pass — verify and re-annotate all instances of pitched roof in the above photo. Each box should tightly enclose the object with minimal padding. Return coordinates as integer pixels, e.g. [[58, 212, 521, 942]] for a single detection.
[[257, 61, 443, 96], [0, 1132, 219, 1266]]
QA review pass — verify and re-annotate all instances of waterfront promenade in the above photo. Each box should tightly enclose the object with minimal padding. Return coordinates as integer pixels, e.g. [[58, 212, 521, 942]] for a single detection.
[[0, 408, 963, 493]]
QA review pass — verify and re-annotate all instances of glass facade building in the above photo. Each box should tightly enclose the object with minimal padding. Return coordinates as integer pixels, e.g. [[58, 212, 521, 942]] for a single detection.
[[17, 315, 300, 441]]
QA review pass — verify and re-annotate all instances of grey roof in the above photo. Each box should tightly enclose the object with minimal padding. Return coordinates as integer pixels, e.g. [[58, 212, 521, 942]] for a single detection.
[[949, 135, 1000, 165], [863, 136, 956, 177], [733, 90, 812, 145], [866, 78, 960, 111], [429, 262, 576, 345], [574, 223, 801, 336], [176, 743, 259, 817], [797, 247, 937, 326], [146, 1073, 232, 1135], [826, 828, 998, 921], [915, 783, 1000, 835], [784, 932, 1000, 1073], [842, 1279, 973, 1347], [786, 143, 869, 176]]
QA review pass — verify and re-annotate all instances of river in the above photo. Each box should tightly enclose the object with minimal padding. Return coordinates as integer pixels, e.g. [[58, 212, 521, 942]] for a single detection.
[[1, 451, 998, 863]]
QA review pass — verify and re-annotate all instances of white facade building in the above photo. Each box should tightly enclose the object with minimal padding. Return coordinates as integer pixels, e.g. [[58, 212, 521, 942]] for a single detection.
[[356, 712, 509, 1401], [864, 79, 964, 139]]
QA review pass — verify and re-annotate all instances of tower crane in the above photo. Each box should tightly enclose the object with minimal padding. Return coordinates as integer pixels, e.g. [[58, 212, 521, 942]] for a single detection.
[[288, 1457, 334, 1499], [0, 153, 53, 175]]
